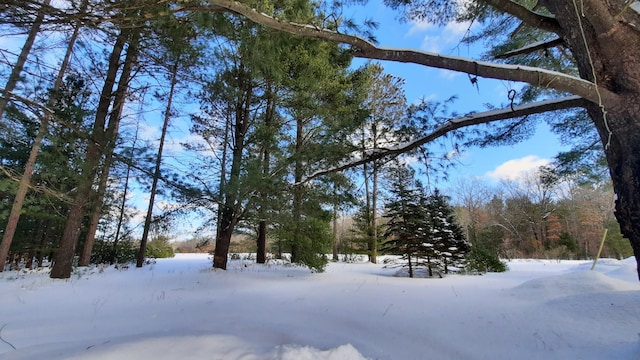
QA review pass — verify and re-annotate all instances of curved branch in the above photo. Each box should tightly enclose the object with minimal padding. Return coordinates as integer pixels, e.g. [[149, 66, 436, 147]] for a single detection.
[[483, 0, 563, 35], [204, 0, 621, 108], [302, 96, 586, 182]]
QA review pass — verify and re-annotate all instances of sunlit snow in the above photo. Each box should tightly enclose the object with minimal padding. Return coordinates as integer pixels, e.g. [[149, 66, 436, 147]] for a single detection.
[[0, 254, 639, 359]]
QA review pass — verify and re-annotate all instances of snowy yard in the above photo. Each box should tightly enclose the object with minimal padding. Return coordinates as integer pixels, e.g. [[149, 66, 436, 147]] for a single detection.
[[0, 254, 639, 359]]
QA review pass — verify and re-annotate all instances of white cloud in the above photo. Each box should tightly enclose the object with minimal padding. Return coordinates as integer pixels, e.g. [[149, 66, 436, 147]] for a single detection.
[[414, 20, 474, 56], [137, 121, 161, 142], [406, 20, 436, 37], [485, 155, 551, 181], [420, 35, 443, 53], [443, 20, 472, 38], [438, 69, 460, 80]]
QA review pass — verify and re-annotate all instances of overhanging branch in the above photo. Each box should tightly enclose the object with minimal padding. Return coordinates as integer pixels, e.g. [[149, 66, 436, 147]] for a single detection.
[[301, 96, 586, 182], [483, 0, 563, 35], [204, 0, 620, 108], [495, 37, 564, 59]]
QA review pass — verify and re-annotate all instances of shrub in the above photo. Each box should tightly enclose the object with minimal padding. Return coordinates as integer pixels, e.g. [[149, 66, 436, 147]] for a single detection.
[[145, 236, 175, 259], [465, 246, 508, 273], [91, 238, 137, 264]]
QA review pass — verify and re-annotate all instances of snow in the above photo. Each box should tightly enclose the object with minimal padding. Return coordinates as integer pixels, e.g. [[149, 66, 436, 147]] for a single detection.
[[1, 255, 639, 359]]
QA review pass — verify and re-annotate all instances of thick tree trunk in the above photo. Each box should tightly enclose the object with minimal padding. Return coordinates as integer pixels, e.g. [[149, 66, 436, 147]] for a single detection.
[[257, 221, 267, 263], [213, 206, 238, 269], [213, 66, 251, 270], [589, 104, 640, 279], [544, 2, 640, 279], [49, 199, 87, 278], [50, 31, 129, 278], [79, 172, 108, 266], [215, 109, 231, 243]]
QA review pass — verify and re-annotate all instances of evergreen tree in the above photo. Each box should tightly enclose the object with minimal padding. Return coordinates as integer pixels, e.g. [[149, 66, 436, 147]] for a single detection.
[[381, 164, 426, 278], [424, 188, 470, 275], [358, 62, 408, 264]]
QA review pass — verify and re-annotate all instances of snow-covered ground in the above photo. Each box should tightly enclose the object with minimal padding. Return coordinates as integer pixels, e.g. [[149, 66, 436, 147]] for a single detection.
[[0, 254, 639, 359]]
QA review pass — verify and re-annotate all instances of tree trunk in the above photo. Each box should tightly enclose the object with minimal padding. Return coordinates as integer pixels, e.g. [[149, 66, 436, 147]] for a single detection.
[[590, 104, 640, 278], [50, 30, 130, 278], [213, 66, 252, 270], [257, 220, 267, 263], [137, 60, 178, 267], [256, 83, 276, 264], [332, 198, 339, 261], [290, 116, 304, 264], [0, 0, 82, 272], [0, 125, 45, 271], [216, 107, 231, 242], [361, 128, 372, 262], [543, 2, 640, 279], [371, 160, 379, 264], [214, 206, 238, 269], [80, 46, 137, 266], [79, 163, 109, 266], [113, 129, 138, 260]]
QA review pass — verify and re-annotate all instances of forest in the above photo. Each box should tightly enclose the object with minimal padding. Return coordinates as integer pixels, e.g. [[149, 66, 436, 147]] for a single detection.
[[0, 0, 637, 278]]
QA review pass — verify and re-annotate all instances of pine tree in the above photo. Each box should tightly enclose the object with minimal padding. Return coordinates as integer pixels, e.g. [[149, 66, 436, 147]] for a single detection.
[[424, 189, 470, 275], [359, 63, 408, 264], [381, 164, 426, 278]]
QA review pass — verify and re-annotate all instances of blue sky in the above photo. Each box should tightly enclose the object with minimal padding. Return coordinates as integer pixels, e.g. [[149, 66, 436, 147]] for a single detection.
[[348, 1, 566, 186]]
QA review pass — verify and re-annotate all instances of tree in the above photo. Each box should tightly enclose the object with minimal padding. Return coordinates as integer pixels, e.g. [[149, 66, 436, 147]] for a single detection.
[[359, 62, 408, 264], [0, 0, 50, 119], [382, 164, 426, 278], [202, 0, 640, 280], [0, 0, 87, 272], [145, 235, 175, 259], [50, 24, 141, 278], [424, 189, 470, 275], [451, 177, 492, 245]]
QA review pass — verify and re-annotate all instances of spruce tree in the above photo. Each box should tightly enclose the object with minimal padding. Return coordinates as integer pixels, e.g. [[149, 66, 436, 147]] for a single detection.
[[381, 164, 426, 278], [424, 189, 470, 275]]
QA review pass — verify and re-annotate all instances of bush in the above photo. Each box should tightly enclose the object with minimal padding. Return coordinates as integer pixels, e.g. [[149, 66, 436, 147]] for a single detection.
[[145, 236, 175, 259], [465, 246, 508, 273], [91, 238, 137, 264]]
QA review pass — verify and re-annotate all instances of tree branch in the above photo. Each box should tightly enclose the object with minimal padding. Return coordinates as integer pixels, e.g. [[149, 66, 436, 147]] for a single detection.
[[482, 0, 563, 34], [302, 96, 586, 182], [494, 37, 564, 59], [203, 0, 621, 108]]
